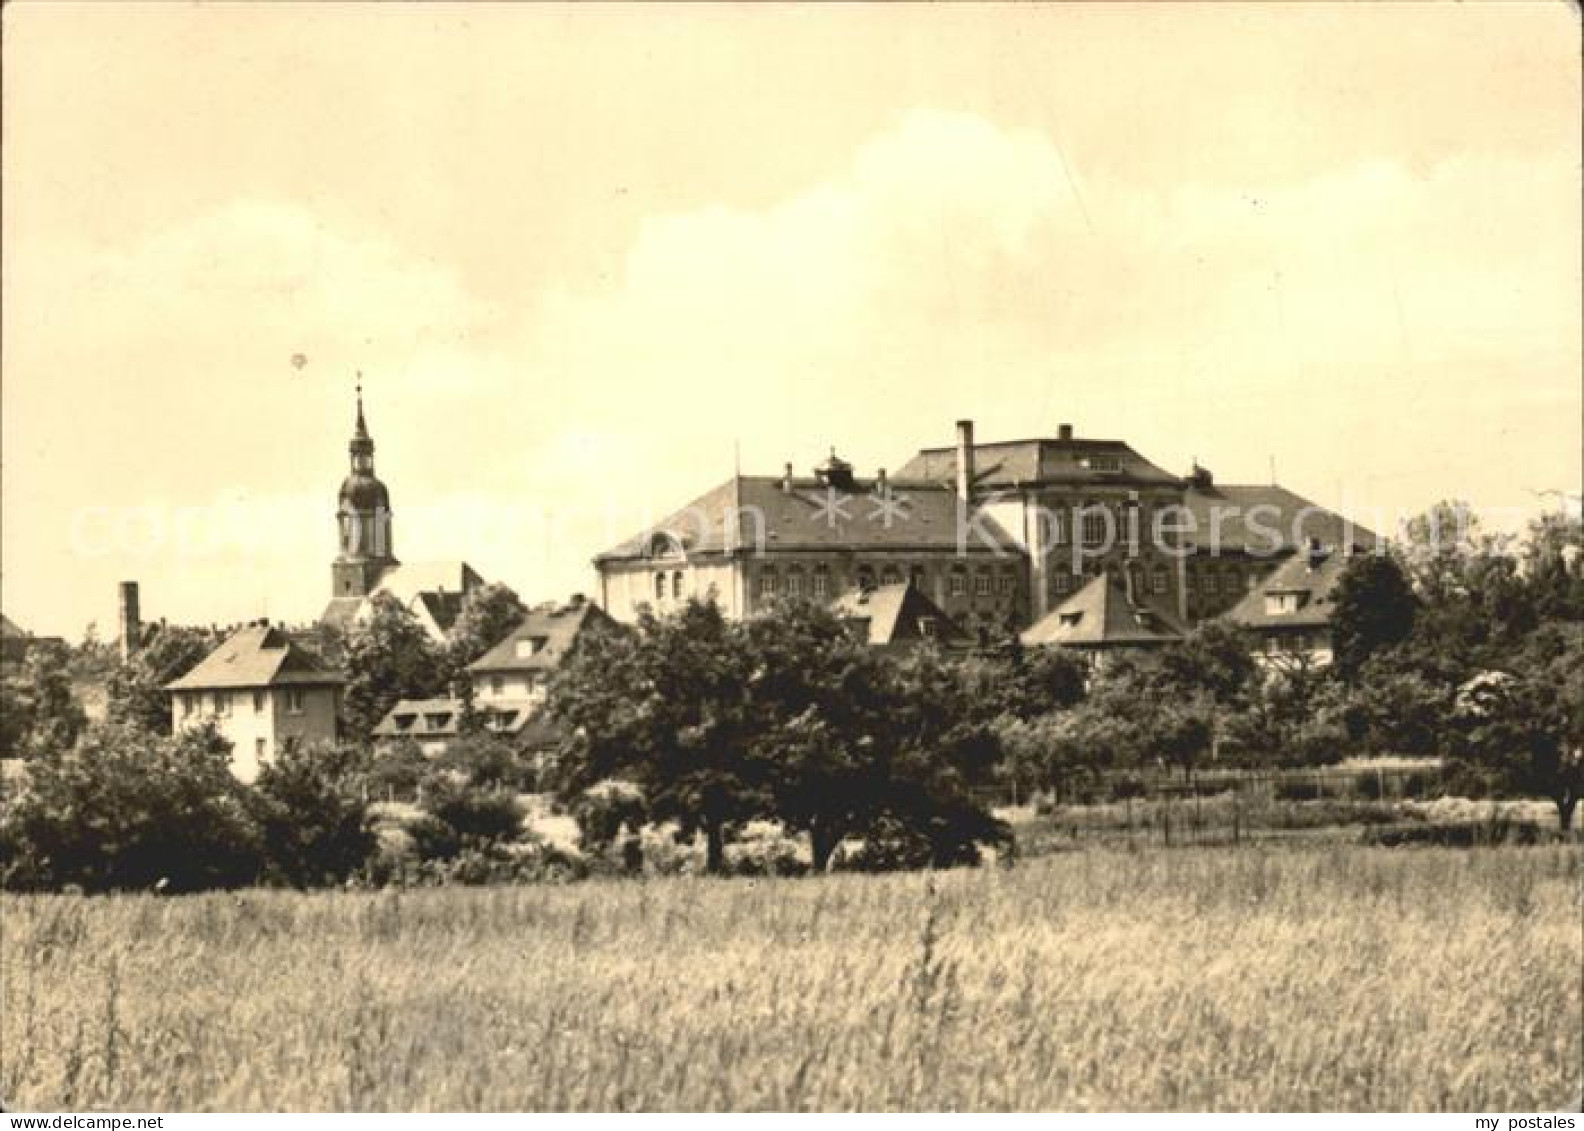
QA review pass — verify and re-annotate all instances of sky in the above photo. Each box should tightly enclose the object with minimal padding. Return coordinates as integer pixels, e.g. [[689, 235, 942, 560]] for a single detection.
[[2, 2, 1580, 638]]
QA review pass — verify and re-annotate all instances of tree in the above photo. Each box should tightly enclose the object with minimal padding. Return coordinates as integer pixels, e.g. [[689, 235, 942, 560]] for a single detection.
[[0, 721, 261, 892], [1, 640, 86, 759], [340, 594, 448, 742], [442, 582, 529, 687], [248, 742, 375, 887], [1452, 630, 1584, 832], [105, 624, 220, 734], [1331, 553, 1416, 680], [1157, 621, 1258, 708], [549, 598, 763, 874]]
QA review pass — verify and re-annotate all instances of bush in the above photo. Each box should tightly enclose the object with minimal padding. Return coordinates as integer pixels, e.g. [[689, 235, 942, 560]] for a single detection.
[[0, 722, 262, 892], [421, 778, 524, 846], [249, 743, 376, 887]]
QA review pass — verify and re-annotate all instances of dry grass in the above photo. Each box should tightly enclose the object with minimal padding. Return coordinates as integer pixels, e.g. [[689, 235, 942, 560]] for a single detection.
[[2, 845, 1579, 1111]]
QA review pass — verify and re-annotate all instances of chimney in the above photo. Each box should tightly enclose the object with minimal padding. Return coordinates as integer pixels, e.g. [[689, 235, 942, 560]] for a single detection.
[[782, 462, 794, 493], [955, 420, 975, 501], [876, 467, 888, 492], [117, 581, 141, 662], [1057, 423, 1074, 442]]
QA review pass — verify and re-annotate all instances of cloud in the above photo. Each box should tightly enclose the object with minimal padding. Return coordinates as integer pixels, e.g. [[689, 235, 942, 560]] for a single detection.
[[3, 108, 1578, 635]]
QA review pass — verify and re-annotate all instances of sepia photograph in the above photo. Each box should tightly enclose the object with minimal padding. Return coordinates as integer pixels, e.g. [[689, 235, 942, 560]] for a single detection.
[[1, 0, 1580, 1116]]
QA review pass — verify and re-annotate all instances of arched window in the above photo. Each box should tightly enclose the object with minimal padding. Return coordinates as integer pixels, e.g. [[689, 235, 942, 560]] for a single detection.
[[857, 565, 876, 592], [787, 570, 803, 597], [654, 571, 666, 601], [812, 565, 830, 598], [881, 565, 901, 586], [758, 568, 778, 598], [672, 571, 684, 599]]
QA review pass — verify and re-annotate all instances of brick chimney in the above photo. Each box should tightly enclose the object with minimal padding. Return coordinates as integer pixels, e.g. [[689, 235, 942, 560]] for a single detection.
[[1057, 423, 1074, 441], [117, 581, 141, 662], [955, 420, 975, 502], [782, 462, 794, 493]]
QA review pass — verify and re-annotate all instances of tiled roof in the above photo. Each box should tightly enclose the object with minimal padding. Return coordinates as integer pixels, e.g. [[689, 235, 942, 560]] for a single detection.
[[1021, 574, 1185, 648], [1184, 484, 1377, 557], [165, 624, 343, 691], [467, 600, 617, 675], [894, 437, 1182, 490], [1224, 546, 1357, 630], [595, 475, 1024, 563], [372, 696, 542, 739], [829, 581, 966, 646], [319, 561, 483, 638]]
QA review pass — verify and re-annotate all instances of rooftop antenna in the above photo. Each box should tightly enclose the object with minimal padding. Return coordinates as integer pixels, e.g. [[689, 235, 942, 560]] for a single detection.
[[1268, 455, 1277, 485], [734, 438, 741, 477]]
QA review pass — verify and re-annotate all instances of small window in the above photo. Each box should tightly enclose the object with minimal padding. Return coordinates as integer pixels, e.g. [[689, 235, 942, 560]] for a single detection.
[[654, 572, 666, 601], [1060, 611, 1083, 627], [491, 675, 505, 695], [787, 571, 803, 597], [672, 571, 684, 599], [949, 571, 966, 598], [997, 572, 1015, 597], [974, 572, 991, 597], [253, 691, 265, 713], [759, 569, 778, 597], [919, 617, 937, 638], [881, 566, 901, 586], [1150, 566, 1168, 595], [255, 737, 267, 758], [910, 565, 926, 589], [857, 566, 876, 593], [282, 737, 300, 755], [1081, 454, 1121, 473], [1054, 572, 1073, 595], [1082, 510, 1109, 547], [213, 691, 230, 716], [812, 569, 829, 598], [286, 689, 305, 715]]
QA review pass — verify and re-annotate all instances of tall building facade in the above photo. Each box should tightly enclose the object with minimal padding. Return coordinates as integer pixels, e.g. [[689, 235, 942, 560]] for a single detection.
[[594, 418, 1373, 638]]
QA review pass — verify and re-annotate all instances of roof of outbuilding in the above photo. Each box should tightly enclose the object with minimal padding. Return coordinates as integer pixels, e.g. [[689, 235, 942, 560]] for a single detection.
[[371, 696, 541, 739], [1021, 574, 1185, 649], [1184, 483, 1377, 557], [1224, 546, 1358, 630], [165, 624, 343, 691], [828, 581, 966, 647], [467, 600, 617, 675], [595, 475, 1023, 563], [894, 437, 1182, 491]]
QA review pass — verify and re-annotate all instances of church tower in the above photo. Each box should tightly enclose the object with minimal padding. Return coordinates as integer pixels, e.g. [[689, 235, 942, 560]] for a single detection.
[[331, 381, 398, 599]]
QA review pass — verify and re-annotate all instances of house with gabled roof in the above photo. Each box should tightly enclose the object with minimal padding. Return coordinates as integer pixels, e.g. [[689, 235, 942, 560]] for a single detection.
[[1224, 540, 1364, 666], [829, 580, 967, 650], [1020, 572, 1185, 665], [165, 621, 343, 781], [372, 596, 619, 761]]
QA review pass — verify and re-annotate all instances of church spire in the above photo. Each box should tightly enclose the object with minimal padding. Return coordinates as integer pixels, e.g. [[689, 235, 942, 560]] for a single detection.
[[349, 372, 375, 468], [353, 372, 370, 442]]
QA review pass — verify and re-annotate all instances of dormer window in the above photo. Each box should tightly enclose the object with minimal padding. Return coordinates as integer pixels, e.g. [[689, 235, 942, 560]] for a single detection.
[[1264, 591, 1309, 616], [515, 638, 543, 660], [1060, 611, 1083, 627], [1080, 455, 1121, 473]]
